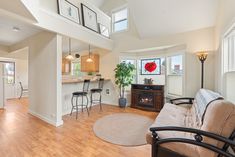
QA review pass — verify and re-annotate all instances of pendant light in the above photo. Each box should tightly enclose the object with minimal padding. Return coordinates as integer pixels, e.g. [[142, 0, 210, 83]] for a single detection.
[[86, 45, 93, 62], [66, 38, 74, 60]]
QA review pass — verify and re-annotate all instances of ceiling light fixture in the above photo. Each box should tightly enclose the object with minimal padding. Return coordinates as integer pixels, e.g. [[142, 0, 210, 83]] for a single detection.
[[86, 45, 93, 62], [13, 27, 20, 32], [65, 38, 74, 60]]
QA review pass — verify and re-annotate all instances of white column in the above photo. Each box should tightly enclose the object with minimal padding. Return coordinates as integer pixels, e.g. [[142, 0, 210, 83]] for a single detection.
[[28, 32, 63, 127]]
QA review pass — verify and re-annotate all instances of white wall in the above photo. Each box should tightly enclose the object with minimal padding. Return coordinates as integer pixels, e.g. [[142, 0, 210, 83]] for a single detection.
[[97, 0, 217, 106], [0, 45, 9, 56], [224, 72, 235, 103], [39, 0, 111, 32], [0, 63, 5, 109], [184, 52, 215, 97], [16, 0, 113, 51], [11, 31, 63, 127], [28, 32, 63, 127], [214, 0, 235, 94], [0, 57, 28, 99]]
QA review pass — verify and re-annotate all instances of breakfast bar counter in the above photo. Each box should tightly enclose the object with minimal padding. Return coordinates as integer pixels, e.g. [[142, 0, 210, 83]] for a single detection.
[[62, 78, 111, 84], [62, 76, 114, 116]]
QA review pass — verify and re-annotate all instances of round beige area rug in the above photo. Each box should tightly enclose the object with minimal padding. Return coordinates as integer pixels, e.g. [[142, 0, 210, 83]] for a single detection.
[[93, 113, 154, 146]]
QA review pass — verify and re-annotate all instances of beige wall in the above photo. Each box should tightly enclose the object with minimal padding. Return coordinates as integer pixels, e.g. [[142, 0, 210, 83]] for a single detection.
[[214, 0, 235, 94], [98, 1, 216, 102], [224, 72, 235, 103], [39, 0, 111, 31], [0, 57, 28, 99], [11, 31, 63, 126], [0, 45, 9, 56], [0, 63, 5, 108], [28, 32, 63, 127], [0, 47, 29, 99], [30, 0, 113, 50]]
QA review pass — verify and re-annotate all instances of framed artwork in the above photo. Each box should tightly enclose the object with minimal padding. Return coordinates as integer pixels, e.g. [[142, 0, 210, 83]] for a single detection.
[[81, 3, 98, 33], [141, 58, 161, 75], [98, 23, 110, 38], [57, 0, 80, 24]]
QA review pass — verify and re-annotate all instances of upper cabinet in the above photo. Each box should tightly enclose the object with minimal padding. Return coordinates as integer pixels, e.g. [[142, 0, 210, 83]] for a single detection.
[[62, 58, 71, 74], [81, 54, 99, 72]]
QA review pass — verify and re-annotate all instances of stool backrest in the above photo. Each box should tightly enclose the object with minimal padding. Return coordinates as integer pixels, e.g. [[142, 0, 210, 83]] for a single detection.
[[98, 78, 104, 90], [83, 79, 90, 92], [19, 82, 23, 90]]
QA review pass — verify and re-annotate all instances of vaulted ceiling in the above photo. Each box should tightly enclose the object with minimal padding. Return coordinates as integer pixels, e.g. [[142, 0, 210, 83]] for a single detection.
[[126, 0, 220, 38]]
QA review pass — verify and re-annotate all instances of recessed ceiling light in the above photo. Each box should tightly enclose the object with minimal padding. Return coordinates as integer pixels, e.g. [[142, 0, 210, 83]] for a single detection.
[[13, 27, 20, 32]]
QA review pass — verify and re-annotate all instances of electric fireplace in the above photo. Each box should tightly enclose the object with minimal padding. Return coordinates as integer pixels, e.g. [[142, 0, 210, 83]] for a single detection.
[[131, 84, 164, 112]]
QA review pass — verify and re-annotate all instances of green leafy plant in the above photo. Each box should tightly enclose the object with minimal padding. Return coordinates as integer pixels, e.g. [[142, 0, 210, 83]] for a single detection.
[[114, 62, 135, 98]]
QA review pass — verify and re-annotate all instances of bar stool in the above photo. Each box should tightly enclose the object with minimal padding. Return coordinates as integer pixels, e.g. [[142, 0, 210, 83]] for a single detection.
[[70, 79, 90, 119], [19, 82, 28, 99], [90, 78, 104, 111]]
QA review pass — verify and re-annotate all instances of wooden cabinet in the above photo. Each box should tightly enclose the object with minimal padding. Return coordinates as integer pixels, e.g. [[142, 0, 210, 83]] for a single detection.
[[81, 54, 99, 72], [131, 84, 164, 112], [62, 58, 71, 74]]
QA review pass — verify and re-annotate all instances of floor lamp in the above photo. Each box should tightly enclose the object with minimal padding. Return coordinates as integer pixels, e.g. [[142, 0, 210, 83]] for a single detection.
[[196, 52, 208, 88]]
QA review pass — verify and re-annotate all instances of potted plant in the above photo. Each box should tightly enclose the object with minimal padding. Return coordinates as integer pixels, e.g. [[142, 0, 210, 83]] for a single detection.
[[114, 62, 135, 108]]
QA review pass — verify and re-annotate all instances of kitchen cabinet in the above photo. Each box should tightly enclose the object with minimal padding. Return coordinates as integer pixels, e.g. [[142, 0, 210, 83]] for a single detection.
[[81, 54, 99, 72], [62, 58, 71, 74]]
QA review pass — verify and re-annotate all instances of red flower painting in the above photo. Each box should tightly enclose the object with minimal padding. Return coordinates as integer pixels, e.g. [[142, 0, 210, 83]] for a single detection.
[[141, 58, 161, 75], [145, 62, 157, 72]]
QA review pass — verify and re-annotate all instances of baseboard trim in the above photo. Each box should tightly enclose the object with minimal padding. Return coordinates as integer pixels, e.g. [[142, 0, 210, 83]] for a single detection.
[[63, 108, 82, 116], [29, 110, 63, 127], [102, 101, 131, 107], [102, 101, 117, 106], [62, 103, 114, 116]]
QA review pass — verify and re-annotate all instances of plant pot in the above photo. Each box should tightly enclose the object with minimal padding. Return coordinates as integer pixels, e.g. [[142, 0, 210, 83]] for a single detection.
[[119, 98, 127, 108]]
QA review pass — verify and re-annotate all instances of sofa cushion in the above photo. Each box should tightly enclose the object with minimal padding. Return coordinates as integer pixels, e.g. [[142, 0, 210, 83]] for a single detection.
[[194, 89, 223, 126], [146, 103, 200, 157], [199, 100, 235, 157], [146, 100, 235, 157]]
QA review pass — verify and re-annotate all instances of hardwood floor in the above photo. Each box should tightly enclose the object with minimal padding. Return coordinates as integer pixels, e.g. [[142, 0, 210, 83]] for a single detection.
[[0, 98, 157, 157]]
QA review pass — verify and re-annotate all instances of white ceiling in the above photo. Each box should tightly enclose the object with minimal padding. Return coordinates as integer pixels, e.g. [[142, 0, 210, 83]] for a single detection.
[[0, 15, 41, 46], [127, 0, 220, 38]]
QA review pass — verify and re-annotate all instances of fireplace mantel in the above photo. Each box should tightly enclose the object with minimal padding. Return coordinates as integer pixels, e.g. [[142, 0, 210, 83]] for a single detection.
[[131, 84, 164, 112]]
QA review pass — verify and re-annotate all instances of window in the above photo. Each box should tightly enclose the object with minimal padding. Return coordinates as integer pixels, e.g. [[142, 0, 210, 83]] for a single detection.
[[167, 55, 184, 96], [223, 29, 235, 73], [167, 55, 183, 75], [71, 60, 81, 76], [222, 28, 235, 102], [112, 7, 128, 33], [4, 62, 15, 84]]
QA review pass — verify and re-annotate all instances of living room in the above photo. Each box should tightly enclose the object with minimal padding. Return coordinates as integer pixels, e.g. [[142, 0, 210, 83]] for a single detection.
[[0, 0, 234, 157]]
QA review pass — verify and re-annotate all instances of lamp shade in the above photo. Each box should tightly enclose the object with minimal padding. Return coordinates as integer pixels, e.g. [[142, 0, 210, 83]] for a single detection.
[[65, 54, 74, 60], [196, 51, 208, 62], [86, 58, 93, 62]]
